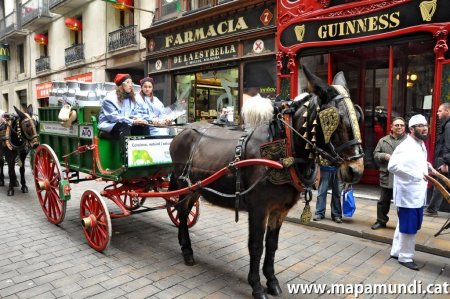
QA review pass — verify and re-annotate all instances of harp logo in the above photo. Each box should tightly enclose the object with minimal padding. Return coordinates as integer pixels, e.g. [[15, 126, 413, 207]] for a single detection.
[[419, 0, 436, 22], [294, 25, 305, 42]]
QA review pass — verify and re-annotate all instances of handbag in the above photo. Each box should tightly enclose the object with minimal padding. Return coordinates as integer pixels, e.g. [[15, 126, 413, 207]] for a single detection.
[[342, 185, 356, 217]]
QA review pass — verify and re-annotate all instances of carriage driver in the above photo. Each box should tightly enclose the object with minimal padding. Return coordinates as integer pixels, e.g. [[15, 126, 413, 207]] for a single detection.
[[98, 73, 148, 139]]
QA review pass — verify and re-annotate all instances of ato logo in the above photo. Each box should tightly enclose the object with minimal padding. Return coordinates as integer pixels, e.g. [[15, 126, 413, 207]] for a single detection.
[[81, 126, 93, 138]]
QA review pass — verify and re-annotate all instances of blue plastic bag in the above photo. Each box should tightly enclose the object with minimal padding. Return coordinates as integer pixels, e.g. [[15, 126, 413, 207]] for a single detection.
[[342, 186, 356, 217]]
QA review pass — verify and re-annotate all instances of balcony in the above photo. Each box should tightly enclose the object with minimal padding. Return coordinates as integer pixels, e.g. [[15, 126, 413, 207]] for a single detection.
[[64, 43, 84, 65], [0, 11, 27, 41], [49, 0, 89, 15], [21, 0, 53, 31], [108, 25, 137, 52], [36, 56, 50, 73]]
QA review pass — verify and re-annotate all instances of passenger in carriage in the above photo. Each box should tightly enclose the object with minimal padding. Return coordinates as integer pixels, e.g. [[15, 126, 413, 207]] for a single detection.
[[98, 73, 148, 139], [137, 77, 172, 136]]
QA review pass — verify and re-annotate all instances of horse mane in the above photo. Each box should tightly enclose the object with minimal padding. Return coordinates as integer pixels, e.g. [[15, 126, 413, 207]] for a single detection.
[[241, 94, 273, 127]]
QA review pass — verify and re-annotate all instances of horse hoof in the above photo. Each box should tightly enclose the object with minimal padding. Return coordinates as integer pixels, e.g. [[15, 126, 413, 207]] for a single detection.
[[183, 255, 196, 266], [22, 186, 28, 193], [252, 290, 269, 299], [267, 282, 282, 296], [7, 190, 14, 196]]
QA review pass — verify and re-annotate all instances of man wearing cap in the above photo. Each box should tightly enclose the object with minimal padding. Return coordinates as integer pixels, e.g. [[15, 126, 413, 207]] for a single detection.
[[98, 73, 148, 139], [388, 114, 435, 271]]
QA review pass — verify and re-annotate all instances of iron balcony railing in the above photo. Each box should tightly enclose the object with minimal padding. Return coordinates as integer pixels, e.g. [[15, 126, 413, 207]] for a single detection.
[[64, 43, 84, 65], [36, 56, 50, 73], [108, 25, 137, 52], [21, 0, 51, 26], [49, 0, 65, 8], [0, 11, 19, 37]]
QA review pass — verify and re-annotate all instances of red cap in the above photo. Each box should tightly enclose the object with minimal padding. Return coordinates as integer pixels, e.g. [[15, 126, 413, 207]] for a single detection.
[[114, 73, 131, 86], [140, 77, 154, 87]]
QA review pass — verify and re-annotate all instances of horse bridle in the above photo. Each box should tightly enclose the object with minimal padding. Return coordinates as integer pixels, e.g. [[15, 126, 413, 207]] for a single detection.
[[18, 113, 39, 142], [277, 88, 364, 165], [324, 86, 365, 163]]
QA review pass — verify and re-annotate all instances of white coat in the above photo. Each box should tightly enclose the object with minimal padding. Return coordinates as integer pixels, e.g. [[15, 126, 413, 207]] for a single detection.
[[388, 134, 428, 208]]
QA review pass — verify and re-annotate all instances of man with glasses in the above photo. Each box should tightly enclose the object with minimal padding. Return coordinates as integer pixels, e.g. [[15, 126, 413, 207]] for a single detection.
[[388, 114, 435, 270], [371, 117, 407, 230], [425, 103, 450, 217]]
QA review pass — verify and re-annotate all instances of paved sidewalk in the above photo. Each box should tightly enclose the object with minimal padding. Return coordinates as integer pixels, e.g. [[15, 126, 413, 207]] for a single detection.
[[286, 184, 450, 258]]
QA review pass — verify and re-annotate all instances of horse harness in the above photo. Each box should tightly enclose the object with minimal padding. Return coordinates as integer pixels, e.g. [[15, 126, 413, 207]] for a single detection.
[[0, 113, 38, 151]]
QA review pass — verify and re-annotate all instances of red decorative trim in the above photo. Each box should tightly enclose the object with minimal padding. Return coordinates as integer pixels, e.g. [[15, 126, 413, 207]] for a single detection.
[[276, 51, 284, 75], [322, 0, 404, 18], [434, 29, 449, 61]]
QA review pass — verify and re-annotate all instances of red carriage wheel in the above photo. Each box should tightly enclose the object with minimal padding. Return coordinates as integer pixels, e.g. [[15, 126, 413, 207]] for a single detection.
[[166, 196, 200, 228], [80, 190, 112, 252], [33, 145, 67, 225], [116, 186, 146, 211]]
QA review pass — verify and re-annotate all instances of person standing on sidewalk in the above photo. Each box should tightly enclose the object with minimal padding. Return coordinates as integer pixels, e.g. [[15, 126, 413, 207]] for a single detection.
[[313, 156, 343, 223], [371, 117, 407, 230], [388, 114, 435, 271], [425, 103, 450, 217]]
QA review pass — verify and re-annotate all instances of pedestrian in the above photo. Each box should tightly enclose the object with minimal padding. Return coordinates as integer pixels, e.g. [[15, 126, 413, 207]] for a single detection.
[[98, 73, 148, 139], [137, 76, 172, 136], [425, 103, 450, 217], [313, 156, 343, 223], [388, 114, 435, 271], [371, 117, 407, 230]]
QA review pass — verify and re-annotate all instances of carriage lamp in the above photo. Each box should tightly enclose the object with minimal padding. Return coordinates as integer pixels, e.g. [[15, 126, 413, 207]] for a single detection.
[[34, 34, 48, 46]]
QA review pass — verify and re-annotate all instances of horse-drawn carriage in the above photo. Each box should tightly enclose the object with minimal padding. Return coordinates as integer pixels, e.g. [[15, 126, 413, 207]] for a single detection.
[[33, 104, 282, 252]]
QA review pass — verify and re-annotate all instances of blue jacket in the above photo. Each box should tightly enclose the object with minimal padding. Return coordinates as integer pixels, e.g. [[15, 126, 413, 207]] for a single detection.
[[98, 92, 144, 132]]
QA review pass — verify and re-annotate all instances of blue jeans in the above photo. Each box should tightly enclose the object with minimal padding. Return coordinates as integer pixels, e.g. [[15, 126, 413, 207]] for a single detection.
[[315, 167, 342, 219]]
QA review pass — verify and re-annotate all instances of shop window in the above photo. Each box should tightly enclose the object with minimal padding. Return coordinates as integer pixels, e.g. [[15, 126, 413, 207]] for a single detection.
[[298, 38, 435, 176], [175, 68, 238, 124], [17, 43, 25, 74]]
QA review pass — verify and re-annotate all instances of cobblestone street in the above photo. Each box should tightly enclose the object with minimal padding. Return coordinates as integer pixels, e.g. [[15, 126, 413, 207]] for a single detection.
[[0, 171, 449, 298]]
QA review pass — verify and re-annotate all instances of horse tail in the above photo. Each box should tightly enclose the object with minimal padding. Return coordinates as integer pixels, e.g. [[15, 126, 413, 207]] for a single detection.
[[241, 95, 273, 127]]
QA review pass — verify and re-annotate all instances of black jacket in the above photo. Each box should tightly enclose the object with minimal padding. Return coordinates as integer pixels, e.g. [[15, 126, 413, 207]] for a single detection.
[[434, 117, 450, 167]]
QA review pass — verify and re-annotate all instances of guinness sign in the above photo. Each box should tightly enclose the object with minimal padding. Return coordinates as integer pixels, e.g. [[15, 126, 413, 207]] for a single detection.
[[0, 44, 10, 61], [280, 0, 450, 47]]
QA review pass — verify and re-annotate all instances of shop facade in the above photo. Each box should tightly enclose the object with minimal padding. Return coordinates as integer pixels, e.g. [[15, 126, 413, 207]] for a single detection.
[[142, 0, 277, 125], [277, 0, 450, 185]]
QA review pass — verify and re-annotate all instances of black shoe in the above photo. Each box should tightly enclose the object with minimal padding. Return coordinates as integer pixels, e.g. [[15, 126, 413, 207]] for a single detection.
[[371, 222, 386, 230], [333, 217, 342, 223], [424, 210, 438, 217], [399, 261, 419, 271], [390, 255, 398, 260]]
